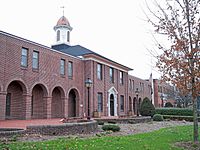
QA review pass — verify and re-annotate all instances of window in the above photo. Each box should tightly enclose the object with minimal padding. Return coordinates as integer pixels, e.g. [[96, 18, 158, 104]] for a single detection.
[[97, 63, 102, 80], [67, 31, 70, 42], [21, 48, 28, 67], [132, 80, 135, 91], [68, 61, 73, 78], [120, 95, 124, 112], [32, 51, 39, 69], [129, 79, 132, 90], [120, 71, 124, 85], [97, 93, 103, 112], [57, 30, 60, 41], [60, 59, 65, 75], [109, 67, 114, 83]]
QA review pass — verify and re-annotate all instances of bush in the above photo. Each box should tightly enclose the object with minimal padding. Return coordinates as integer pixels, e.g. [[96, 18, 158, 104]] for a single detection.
[[102, 125, 120, 132], [165, 102, 173, 107], [153, 114, 164, 121], [98, 121, 104, 125], [155, 108, 193, 116], [140, 97, 155, 116]]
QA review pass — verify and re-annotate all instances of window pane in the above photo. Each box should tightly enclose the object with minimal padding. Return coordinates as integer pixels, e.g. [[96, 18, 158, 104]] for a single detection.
[[109, 68, 114, 83], [97, 64, 102, 80], [98, 93, 103, 112], [32, 51, 39, 69], [21, 48, 28, 67], [120, 71, 123, 84], [60, 59, 65, 75], [68, 61, 73, 78]]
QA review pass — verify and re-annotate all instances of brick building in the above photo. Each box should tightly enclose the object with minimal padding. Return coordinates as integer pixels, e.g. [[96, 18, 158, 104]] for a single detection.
[[153, 79, 175, 107], [0, 16, 152, 120]]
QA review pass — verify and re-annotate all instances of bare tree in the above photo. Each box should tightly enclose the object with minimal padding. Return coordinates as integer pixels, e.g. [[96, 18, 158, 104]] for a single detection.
[[146, 0, 200, 143]]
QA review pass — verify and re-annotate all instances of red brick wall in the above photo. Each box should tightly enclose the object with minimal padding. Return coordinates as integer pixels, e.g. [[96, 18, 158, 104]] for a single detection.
[[0, 31, 153, 120]]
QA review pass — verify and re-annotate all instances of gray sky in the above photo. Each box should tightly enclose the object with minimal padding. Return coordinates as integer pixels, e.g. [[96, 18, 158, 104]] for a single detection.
[[0, 0, 161, 79]]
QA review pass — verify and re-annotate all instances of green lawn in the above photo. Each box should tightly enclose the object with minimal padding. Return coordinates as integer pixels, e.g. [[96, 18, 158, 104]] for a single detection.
[[0, 125, 197, 150]]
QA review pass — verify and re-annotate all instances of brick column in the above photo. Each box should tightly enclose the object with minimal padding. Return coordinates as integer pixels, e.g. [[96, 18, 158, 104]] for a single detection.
[[0, 91, 6, 120], [24, 94, 32, 119], [63, 97, 68, 118], [44, 96, 52, 119]]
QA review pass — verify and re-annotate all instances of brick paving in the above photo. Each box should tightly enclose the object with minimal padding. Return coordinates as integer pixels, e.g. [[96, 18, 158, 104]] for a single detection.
[[0, 119, 63, 129]]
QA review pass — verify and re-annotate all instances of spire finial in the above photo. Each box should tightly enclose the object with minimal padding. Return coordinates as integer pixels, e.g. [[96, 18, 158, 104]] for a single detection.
[[61, 6, 65, 16]]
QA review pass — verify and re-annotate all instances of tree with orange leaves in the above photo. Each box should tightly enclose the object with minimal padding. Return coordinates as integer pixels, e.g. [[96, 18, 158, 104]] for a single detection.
[[146, 0, 200, 143]]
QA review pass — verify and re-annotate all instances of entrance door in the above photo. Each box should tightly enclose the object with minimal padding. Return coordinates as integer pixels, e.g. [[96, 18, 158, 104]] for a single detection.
[[6, 93, 11, 117], [110, 94, 114, 116]]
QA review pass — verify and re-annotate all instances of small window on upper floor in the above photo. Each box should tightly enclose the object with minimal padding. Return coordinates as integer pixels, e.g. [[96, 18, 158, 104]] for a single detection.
[[68, 61, 73, 79], [57, 30, 60, 41], [109, 67, 114, 83], [129, 79, 132, 90], [60, 59, 65, 75], [32, 51, 39, 70], [97, 63, 102, 80], [21, 47, 28, 67], [120, 71, 124, 85]]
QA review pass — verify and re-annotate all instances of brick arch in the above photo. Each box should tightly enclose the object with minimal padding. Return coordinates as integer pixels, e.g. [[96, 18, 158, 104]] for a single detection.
[[67, 88, 80, 117], [50, 85, 66, 97], [5, 79, 28, 94], [51, 86, 65, 118], [6, 80, 28, 119], [31, 83, 49, 119], [30, 82, 49, 97]]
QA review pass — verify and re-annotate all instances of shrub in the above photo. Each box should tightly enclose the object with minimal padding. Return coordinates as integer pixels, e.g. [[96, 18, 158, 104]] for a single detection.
[[155, 108, 193, 116], [98, 121, 104, 125], [165, 102, 173, 107], [140, 97, 155, 116], [102, 125, 120, 132], [153, 114, 164, 121]]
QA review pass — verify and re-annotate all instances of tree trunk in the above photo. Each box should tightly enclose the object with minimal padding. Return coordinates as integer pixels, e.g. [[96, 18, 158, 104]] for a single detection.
[[193, 96, 199, 143]]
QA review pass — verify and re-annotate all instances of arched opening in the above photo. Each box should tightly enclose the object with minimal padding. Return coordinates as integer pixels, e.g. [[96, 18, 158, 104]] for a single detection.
[[51, 87, 65, 118], [57, 30, 60, 41], [6, 81, 27, 119], [133, 97, 136, 115], [31, 84, 48, 119], [68, 89, 79, 117], [110, 94, 114, 116], [129, 96, 132, 111]]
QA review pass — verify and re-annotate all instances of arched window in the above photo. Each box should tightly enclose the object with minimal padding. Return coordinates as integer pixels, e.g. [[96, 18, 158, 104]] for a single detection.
[[57, 30, 60, 41], [67, 31, 70, 42]]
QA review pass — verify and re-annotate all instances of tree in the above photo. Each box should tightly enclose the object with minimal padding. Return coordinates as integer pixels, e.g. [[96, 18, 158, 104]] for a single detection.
[[146, 0, 200, 143], [140, 97, 155, 116]]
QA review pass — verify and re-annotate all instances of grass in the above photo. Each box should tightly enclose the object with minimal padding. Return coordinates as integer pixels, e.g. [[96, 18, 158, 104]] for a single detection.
[[0, 125, 197, 150]]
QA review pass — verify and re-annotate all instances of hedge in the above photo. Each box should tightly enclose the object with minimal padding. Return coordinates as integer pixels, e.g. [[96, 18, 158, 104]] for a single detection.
[[163, 115, 200, 122], [155, 108, 193, 116]]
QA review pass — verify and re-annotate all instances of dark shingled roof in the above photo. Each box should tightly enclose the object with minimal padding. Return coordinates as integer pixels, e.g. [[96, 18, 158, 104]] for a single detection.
[[52, 44, 96, 57], [51, 44, 133, 71]]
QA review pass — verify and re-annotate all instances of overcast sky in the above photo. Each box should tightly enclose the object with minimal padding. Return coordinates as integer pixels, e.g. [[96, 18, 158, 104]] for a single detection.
[[0, 0, 161, 79]]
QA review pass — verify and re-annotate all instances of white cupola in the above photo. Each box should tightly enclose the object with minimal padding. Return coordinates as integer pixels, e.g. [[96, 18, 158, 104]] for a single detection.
[[53, 16, 73, 45]]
